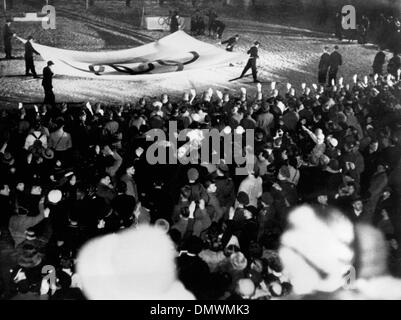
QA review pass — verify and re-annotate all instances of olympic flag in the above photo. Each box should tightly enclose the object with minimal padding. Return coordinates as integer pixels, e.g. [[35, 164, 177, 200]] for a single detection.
[[18, 31, 245, 80]]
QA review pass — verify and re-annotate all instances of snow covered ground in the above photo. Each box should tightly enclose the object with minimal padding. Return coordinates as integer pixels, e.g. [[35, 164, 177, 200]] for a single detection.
[[0, 13, 381, 107]]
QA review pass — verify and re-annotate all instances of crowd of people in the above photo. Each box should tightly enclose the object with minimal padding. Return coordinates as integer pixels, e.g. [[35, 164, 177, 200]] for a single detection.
[[1, 53, 401, 299]]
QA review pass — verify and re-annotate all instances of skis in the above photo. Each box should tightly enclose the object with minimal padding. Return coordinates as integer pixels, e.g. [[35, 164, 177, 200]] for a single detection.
[[228, 73, 252, 82]]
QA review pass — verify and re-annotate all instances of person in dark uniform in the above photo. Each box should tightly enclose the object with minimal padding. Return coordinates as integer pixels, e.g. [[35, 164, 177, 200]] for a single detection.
[[211, 20, 225, 39], [240, 41, 260, 83], [387, 51, 401, 78], [170, 11, 181, 33], [334, 12, 343, 41], [360, 15, 370, 44], [221, 34, 239, 52], [328, 45, 342, 85], [318, 46, 330, 85], [42, 61, 55, 106], [24, 36, 40, 78], [372, 47, 386, 75], [3, 19, 15, 59], [207, 9, 218, 37]]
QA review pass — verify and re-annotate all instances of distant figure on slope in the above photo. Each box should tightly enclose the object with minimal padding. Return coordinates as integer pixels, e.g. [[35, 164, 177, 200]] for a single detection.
[[318, 46, 330, 85], [221, 34, 239, 52]]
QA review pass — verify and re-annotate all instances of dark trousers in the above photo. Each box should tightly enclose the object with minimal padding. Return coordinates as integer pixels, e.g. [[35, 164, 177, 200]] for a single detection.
[[241, 58, 258, 81], [318, 68, 328, 85], [25, 57, 37, 76], [328, 68, 338, 85], [43, 86, 55, 106], [4, 40, 12, 59]]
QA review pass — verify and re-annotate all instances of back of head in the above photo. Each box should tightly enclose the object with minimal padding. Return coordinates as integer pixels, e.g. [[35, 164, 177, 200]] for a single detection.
[[77, 225, 195, 300]]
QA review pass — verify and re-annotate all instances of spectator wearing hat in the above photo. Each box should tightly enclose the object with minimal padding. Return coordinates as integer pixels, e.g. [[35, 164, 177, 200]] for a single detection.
[[325, 136, 341, 160], [321, 159, 343, 194], [24, 36, 40, 78], [256, 103, 274, 137], [254, 149, 274, 178], [282, 105, 300, 133], [214, 163, 235, 211], [204, 180, 224, 223], [346, 197, 366, 223], [172, 186, 192, 224], [340, 142, 365, 187], [186, 168, 208, 203], [276, 166, 298, 204], [119, 163, 138, 201], [95, 174, 116, 206], [223, 205, 258, 259], [257, 192, 277, 242], [112, 181, 136, 228], [15, 228, 48, 255]]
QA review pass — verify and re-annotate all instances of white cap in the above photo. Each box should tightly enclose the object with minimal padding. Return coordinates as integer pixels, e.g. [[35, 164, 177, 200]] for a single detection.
[[191, 113, 201, 122], [328, 137, 338, 147], [48, 189, 62, 204]]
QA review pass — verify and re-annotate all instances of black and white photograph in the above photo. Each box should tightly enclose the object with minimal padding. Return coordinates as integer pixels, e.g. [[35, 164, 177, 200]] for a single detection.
[[1, 0, 401, 305]]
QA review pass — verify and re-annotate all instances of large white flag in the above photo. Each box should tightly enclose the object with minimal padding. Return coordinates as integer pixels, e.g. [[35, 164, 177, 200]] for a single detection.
[[18, 31, 245, 80]]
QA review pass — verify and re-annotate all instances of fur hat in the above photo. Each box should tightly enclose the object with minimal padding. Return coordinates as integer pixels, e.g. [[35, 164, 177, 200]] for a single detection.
[[230, 252, 248, 271], [48, 189, 62, 204], [261, 192, 274, 205], [155, 219, 170, 233], [187, 168, 199, 181], [17, 244, 43, 268], [237, 191, 250, 206], [77, 225, 195, 300], [278, 165, 291, 181]]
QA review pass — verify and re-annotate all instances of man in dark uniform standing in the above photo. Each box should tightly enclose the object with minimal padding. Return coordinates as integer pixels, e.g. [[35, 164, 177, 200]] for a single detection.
[[207, 9, 218, 37], [221, 34, 239, 52], [24, 36, 40, 78], [3, 19, 15, 59], [360, 15, 370, 45], [328, 45, 342, 85], [42, 61, 55, 106], [240, 41, 260, 83], [372, 46, 386, 75], [170, 11, 181, 33], [318, 46, 330, 85]]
